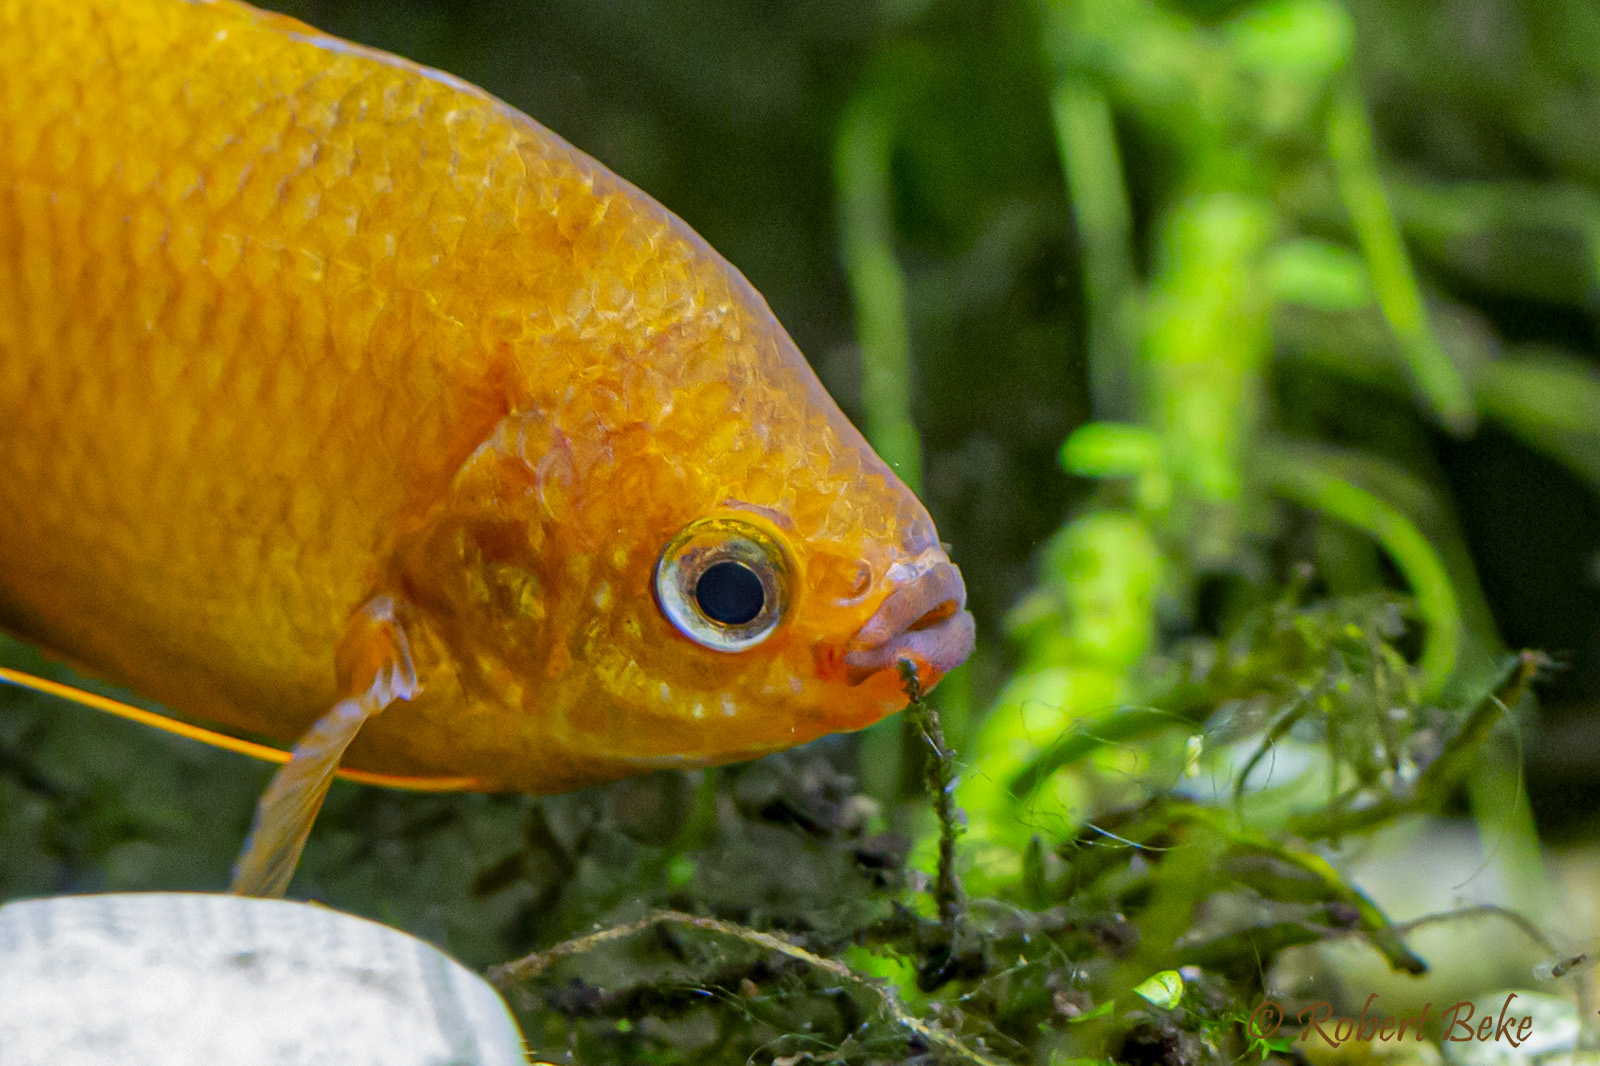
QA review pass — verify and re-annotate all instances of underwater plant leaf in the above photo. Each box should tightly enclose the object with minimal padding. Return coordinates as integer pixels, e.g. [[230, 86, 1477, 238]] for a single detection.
[[1269, 238, 1372, 311], [1225, 0, 1354, 83], [1131, 969, 1184, 1009]]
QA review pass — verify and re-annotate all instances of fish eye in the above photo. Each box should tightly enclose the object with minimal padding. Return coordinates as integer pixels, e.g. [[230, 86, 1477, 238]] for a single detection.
[[655, 517, 790, 651]]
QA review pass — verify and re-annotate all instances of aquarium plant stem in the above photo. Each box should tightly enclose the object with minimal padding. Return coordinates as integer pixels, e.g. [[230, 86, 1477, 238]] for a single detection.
[[901, 659, 964, 944], [836, 93, 923, 494], [1328, 85, 1475, 434], [1051, 76, 1139, 420]]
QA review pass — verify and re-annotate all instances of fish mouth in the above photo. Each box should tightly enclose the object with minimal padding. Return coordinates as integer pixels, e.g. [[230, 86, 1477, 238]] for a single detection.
[[843, 558, 975, 688]]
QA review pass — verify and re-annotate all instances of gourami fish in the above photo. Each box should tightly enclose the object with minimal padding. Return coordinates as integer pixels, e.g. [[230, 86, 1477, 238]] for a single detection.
[[0, 0, 974, 896]]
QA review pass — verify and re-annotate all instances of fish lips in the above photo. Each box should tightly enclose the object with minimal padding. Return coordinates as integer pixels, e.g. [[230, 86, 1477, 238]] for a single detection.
[[843, 560, 975, 688]]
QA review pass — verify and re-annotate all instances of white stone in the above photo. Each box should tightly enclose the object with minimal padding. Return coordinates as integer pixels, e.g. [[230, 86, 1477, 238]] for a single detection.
[[0, 892, 528, 1066]]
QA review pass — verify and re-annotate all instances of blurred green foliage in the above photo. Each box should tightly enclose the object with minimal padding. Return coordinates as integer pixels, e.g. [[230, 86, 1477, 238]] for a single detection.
[[7, 0, 1600, 1062]]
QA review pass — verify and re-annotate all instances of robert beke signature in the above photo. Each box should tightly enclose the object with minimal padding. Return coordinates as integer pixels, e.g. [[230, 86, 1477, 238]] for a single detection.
[[1250, 993, 1539, 1049]]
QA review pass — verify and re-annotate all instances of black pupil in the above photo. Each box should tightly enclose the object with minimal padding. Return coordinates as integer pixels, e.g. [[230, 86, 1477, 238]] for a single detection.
[[695, 561, 765, 626]]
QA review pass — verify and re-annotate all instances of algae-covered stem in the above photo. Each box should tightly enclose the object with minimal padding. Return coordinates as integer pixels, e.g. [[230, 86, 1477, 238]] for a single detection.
[[900, 659, 965, 946], [488, 910, 1008, 1066]]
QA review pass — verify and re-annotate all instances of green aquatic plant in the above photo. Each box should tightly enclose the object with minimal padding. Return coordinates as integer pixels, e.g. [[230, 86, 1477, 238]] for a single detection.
[[819, 0, 1590, 1059]]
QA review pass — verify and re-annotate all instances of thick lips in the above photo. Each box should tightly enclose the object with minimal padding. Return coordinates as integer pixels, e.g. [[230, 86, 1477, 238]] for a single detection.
[[843, 559, 975, 687]]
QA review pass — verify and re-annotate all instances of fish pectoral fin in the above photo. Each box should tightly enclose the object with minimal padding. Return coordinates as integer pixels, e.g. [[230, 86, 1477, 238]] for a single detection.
[[230, 597, 421, 898], [228, 693, 381, 898]]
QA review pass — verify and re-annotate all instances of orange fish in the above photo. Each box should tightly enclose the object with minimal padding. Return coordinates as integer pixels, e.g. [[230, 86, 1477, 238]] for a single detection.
[[0, 0, 973, 896]]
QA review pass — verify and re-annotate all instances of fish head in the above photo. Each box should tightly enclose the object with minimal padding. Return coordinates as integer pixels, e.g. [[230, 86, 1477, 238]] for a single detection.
[[475, 286, 973, 775], [397, 166, 974, 784]]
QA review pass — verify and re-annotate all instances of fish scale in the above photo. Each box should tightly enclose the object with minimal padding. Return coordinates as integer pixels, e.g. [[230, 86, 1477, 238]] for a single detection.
[[0, 0, 972, 894]]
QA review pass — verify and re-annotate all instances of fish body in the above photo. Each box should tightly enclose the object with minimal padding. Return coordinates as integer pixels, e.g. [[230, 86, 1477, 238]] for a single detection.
[[0, 0, 972, 816]]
